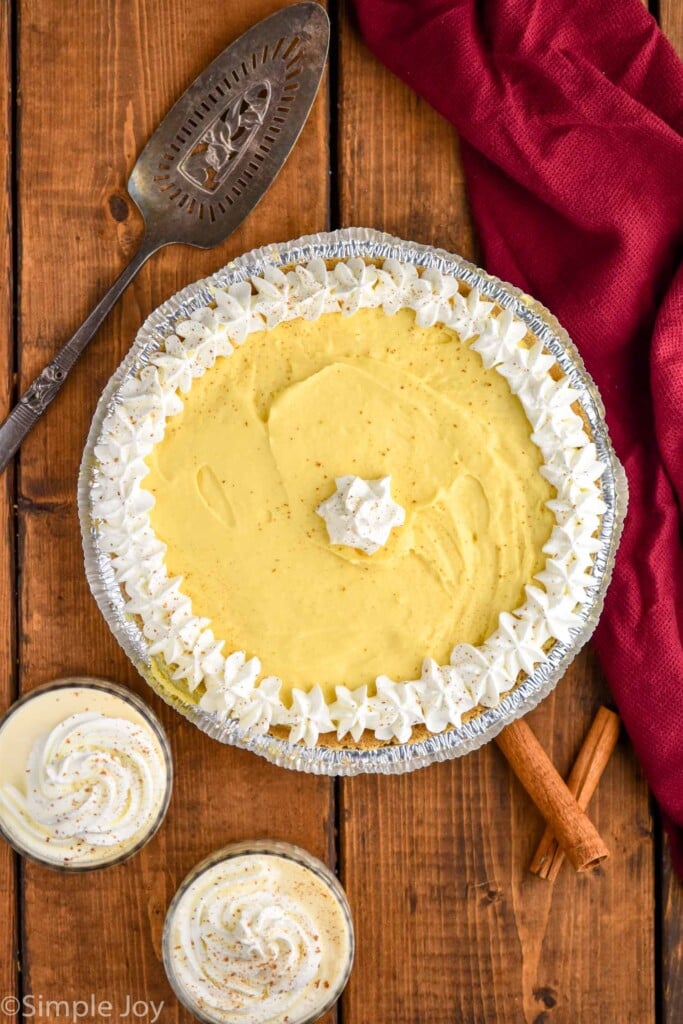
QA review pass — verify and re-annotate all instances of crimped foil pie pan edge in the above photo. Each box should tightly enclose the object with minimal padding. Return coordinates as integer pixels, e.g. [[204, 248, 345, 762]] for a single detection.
[[78, 227, 628, 776]]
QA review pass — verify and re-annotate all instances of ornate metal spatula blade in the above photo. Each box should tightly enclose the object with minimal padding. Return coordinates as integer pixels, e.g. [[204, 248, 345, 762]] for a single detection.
[[0, 2, 329, 473], [130, 2, 330, 247]]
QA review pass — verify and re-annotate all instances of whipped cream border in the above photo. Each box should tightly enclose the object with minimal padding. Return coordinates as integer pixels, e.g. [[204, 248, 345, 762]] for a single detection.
[[91, 256, 607, 747]]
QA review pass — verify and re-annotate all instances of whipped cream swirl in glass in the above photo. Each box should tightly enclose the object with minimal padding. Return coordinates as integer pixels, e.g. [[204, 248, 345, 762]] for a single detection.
[[0, 680, 172, 869], [164, 842, 354, 1024]]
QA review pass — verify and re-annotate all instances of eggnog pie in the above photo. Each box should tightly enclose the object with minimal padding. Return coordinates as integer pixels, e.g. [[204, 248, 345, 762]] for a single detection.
[[92, 253, 606, 748]]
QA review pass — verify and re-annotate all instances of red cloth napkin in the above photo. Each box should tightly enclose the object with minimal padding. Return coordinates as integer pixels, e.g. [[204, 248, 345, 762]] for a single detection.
[[354, 0, 683, 871]]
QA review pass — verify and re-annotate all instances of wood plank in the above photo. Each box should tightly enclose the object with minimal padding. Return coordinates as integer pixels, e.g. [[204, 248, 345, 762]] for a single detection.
[[17, 2, 333, 1022], [662, 848, 683, 1024], [337, 9, 655, 1022], [0, 0, 18, 1015], [660, 0, 683, 59]]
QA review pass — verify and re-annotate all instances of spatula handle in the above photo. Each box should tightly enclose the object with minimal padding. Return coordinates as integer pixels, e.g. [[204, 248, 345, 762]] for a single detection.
[[0, 238, 158, 475]]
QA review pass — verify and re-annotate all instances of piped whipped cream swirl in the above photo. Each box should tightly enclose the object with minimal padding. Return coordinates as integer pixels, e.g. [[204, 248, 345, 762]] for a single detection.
[[166, 854, 352, 1024], [316, 475, 406, 555], [0, 711, 167, 861]]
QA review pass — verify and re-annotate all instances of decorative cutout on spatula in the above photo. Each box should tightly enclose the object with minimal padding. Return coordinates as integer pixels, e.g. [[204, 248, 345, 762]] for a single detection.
[[150, 34, 305, 224]]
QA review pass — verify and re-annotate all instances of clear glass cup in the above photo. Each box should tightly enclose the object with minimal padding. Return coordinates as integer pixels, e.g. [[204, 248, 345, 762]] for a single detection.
[[0, 676, 173, 871], [163, 840, 355, 1024]]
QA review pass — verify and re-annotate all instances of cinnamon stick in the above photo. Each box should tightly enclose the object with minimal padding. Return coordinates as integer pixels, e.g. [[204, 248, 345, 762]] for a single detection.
[[529, 706, 620, 880], [494, 717, 609, 872]]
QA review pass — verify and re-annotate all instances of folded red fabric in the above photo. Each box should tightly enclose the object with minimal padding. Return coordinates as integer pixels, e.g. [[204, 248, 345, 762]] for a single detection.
[[354, 0, 683, 871]]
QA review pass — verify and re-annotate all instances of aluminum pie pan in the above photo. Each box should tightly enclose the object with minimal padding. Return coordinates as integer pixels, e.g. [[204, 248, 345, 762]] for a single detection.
[[78, 227, 627, 776]]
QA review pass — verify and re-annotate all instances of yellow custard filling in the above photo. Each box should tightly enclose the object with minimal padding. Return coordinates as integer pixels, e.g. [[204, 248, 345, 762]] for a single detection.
[[143, 307, 554, 701]]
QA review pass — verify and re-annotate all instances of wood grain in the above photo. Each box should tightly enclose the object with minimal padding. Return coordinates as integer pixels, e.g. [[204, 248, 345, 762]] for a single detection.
[[662, 841, 683, 1024], [660, 0, 683, 59], [0, 0, 18, 1015], [16, 2, 333, 1022], [337, 7, 655, 1022]]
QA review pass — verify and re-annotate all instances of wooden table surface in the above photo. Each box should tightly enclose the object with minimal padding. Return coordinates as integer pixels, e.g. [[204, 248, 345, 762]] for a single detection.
[[1, 1, 682, 1022]]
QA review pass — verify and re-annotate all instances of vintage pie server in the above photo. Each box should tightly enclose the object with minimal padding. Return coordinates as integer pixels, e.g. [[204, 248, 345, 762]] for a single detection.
[[0, 1, 329, 474]]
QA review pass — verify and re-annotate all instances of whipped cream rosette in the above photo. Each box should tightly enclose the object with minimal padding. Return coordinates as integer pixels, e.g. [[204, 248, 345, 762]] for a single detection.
[[316, 475, 406, 555], [80, 228, 626, 775]]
